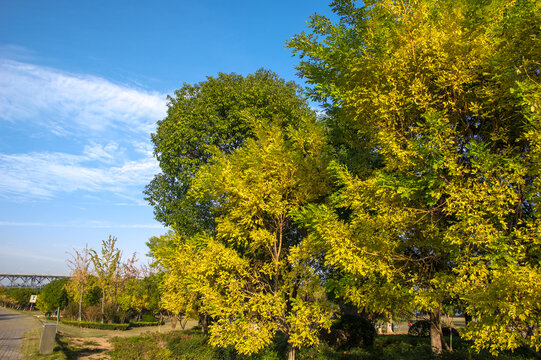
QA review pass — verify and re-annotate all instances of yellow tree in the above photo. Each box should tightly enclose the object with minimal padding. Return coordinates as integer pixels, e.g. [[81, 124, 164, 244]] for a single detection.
[[289, 0, 540, 354], [90, 235, 121, 323], [148, 232, 202, 330], [161, 118, 334, 360], [66, 244, 91, 322]]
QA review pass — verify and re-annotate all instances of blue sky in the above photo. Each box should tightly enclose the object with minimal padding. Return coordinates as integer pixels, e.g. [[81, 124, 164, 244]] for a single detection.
[[0, 0, 335, 275]]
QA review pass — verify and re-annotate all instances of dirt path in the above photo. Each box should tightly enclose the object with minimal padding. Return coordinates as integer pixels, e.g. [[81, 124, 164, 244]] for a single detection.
[[61, 334, 112, 360]]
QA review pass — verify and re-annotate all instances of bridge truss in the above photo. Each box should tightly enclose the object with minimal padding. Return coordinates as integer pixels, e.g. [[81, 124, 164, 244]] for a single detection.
[[0, 274, 70, 289]]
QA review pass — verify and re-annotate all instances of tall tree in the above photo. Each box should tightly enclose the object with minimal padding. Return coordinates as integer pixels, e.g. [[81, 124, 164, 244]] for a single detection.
[[144, 69, 314, 235], [67, 244, 91, 321], [156, 117, 334, 360], [289, 0, 540, 354], [90, 235, 121, 323]]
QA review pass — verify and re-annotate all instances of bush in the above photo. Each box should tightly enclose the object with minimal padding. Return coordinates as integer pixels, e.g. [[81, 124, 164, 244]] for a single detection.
[[62, 302, 79, 320], [109, 336, 172, 360], [83, 305, 101, 322], [165, 330, 215, 360], [129, 321, 162, 328], [407, 320, 460, 339], [408, 320, 430, 337], [60, 319, 130, 330], [321, 314, 376, 349], [442, 326, 460, 338], [141, 313, 156, 322]]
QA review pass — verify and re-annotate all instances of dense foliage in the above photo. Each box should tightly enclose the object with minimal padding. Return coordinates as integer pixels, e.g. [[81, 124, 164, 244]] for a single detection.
[[37, 278, 69, 313], [142, 0, 540, 358], [0, 287, 38, 309], [144, 69, 314, 234], [108, 330, 538, 360], [288, 0, 540, 354]]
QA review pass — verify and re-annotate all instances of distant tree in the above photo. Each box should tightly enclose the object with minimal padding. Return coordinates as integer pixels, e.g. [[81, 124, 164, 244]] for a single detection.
[[67, 244, 91, 321], [117, 274, 161, 321], [37, 278, 69, 314], [4, 288, 37, 309], [90, 235, 121, 323], [149, 232, 204, 330]]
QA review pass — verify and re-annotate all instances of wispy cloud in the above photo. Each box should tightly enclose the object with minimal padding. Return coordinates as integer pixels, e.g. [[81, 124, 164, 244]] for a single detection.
[[0, 59, 167, 202], [0, 248, 67, 263], [0, 150, 159, 200], [0, 59, 167, 135]]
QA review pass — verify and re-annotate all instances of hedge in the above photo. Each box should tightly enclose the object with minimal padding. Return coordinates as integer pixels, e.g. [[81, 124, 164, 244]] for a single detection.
[[129, 321, 162, 328], [60, 319, 130, 330]]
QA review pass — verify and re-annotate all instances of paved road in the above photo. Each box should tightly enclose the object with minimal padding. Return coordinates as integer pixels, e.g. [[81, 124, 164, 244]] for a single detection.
[[0, 308, 41, 360]]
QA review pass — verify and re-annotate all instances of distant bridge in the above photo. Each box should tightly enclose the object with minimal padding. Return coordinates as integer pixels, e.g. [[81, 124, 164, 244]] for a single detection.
[[0, 273, 70, 289]]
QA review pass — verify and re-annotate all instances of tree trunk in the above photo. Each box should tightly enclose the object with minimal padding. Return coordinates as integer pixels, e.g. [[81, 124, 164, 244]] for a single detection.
[[199, 313, 209, 334], [464, 312, 472, 326], [180, 315, 188, 330], [171, 314, 177, 329], [430, 309, 443, 354], [101, 289, 105, 324], [386, 314, 393, 333], [78, 283, 84, 322], [287, 343, 296, 360]]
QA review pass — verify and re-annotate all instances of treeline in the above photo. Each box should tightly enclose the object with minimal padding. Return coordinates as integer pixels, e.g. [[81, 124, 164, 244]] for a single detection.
[[0, 287, 38, 309], [143, 0, 541, 359], [61, 236, 161, 324], [0, 237, 162, 325]]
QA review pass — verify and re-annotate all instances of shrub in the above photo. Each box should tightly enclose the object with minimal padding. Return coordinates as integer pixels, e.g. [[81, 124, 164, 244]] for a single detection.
[[83, 305, 101, 322], [129, 321, 161, 328], [141, 313, 156, 322], [60, 319, 130, 330], [321, 314, 376, 349], [62, 302, 79, 320], [407, 320, 460, 339], [109, 336, 172, 360], [408, 320, 431, 337]]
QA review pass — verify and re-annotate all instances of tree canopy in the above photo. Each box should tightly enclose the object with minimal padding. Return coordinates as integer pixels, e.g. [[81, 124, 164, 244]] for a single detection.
[[144, 0, 540, 357], [144, 69, 314, 235], [38, 278, 69, 313], [289, 0, 540, 354]]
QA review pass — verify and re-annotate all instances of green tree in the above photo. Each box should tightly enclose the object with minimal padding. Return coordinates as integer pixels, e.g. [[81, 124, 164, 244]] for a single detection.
[[37, 278, 69, 314], [144, 69, 314, 235], [289, 0, 540, 355], [148, 233, 202, 329], [117, 274, 161, 320], [3, 288, 38, 309], [90, 235, 121, 323]]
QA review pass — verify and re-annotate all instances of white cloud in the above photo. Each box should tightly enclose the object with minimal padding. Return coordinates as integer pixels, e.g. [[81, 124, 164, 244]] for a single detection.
[[0, 150, 160, 200], [0, 59, 167, 135], [0, 59, 168, 202], [83, 141, 122, 163]]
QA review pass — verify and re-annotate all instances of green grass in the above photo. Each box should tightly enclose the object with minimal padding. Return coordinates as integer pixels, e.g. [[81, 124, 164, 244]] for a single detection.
[[19, 327, 68, 360], [106, 331, 540, 360]]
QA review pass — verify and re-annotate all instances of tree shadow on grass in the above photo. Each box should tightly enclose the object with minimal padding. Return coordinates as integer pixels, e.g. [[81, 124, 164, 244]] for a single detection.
[[56, 336, 108, 360]]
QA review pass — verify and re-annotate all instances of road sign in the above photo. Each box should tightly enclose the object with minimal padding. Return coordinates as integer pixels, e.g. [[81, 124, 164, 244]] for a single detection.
[[29, 295, 37, 303]]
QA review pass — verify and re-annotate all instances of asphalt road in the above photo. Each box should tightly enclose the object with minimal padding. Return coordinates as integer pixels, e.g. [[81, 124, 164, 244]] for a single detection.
[[0, 307, 41, 360]]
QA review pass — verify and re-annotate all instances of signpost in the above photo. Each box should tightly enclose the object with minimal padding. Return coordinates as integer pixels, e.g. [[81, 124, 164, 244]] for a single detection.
[[29, 294, 37, 311]]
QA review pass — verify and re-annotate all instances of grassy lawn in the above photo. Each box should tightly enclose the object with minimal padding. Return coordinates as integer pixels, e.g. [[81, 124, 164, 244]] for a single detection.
[[12, 309, 536, 360], [11, 307, 197, 359], [105, 330, 539, 360]]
